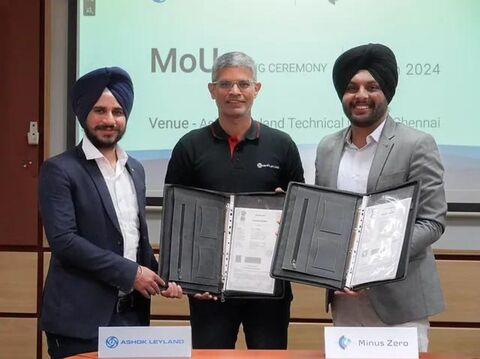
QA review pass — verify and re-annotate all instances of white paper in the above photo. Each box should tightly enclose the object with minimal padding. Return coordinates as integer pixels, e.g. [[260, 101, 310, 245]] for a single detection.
[[350, 197, 412, 287], [224, 207, 282, 294]]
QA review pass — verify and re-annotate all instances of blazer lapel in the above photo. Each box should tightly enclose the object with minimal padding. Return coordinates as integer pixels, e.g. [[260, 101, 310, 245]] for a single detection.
[[76, 146, 123, 235], [327, 129, 348, 188], [125, 160, 149, 262], [367, 116, 396, 192], [126, 160, 146, 225]]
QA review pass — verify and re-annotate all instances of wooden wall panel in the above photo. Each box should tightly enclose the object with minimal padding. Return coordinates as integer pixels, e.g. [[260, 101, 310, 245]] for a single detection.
[[288, 323, 327, 349], [43, 252, 50, 284], [42, 332, 48, 359], [0, 318, 37, 359], [0, 252, 37, 313], [429, 328, 480, 357], [291, 260, 480, 324], [151, 294, 190, 316], [151, 320, 190, 327], [432, 260, 480, 322], [291, 283, 329, 320]]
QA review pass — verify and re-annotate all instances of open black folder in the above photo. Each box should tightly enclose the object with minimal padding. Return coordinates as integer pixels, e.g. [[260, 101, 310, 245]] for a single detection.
[[271, 181, 420, 291], [160, 184, 286, 298]]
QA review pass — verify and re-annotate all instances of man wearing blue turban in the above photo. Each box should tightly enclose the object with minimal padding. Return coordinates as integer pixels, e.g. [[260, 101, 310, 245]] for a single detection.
[[39, 67, 182, 358]]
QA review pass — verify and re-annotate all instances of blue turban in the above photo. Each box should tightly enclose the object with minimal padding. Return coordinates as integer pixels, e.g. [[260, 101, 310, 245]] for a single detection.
[[332, 43, 398, 103], [71, 67, 134, 128]]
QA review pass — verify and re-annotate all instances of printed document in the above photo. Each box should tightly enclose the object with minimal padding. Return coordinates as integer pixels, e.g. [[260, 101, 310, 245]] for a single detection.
[[225, 208, 282, 293]]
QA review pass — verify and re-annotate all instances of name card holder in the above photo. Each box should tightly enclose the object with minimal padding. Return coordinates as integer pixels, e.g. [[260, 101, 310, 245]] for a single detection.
[[325, 327, 418, 359], [98, 326, 191, 358]]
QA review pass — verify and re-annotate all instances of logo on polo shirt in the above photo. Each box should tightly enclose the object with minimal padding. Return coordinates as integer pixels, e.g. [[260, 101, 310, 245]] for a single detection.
[[257, 162, 280, 170]]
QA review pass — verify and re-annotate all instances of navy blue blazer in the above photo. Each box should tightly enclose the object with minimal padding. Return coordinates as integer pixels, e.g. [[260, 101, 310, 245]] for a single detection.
[[39, 144, 157, 339]]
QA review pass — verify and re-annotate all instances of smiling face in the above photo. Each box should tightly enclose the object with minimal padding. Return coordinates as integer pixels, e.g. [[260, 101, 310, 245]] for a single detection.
[[208, 66, 261, 122], [84, 89, 126, 149], [341, 69, 388, 129]]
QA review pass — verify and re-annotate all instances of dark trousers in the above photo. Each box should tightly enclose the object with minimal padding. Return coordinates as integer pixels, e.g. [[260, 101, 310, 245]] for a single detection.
[[46, 296, 143, 359], [189, 295, 291, 349]]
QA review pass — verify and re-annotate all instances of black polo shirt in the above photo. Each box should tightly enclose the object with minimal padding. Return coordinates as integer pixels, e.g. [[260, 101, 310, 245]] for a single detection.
[[165, 119, 304, 192]]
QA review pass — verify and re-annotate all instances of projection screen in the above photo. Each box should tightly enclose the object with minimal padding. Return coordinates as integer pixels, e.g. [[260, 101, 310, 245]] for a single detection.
[[75, 0, 480, 205]]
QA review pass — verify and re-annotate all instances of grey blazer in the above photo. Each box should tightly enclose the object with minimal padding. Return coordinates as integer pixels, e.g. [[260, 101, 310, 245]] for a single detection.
[[315, 116, 447, 324]]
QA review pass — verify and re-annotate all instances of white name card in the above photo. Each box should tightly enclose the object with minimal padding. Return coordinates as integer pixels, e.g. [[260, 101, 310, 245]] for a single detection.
[[325, 327, 418, 359], [98, 326, 191, 358]]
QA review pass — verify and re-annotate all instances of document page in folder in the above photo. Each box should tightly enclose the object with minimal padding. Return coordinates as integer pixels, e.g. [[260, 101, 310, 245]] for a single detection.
[[349, 197, 412, 287], [225, 208, 282, 294]]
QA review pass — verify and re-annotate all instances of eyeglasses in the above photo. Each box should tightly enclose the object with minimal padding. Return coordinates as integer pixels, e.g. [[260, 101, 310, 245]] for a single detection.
[[212, 80, 256, 91]]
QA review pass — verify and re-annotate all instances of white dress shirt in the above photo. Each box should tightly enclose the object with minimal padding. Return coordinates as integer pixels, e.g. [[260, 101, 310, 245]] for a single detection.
[[337, 119, 386, 193], [82, 136, 140, 263]]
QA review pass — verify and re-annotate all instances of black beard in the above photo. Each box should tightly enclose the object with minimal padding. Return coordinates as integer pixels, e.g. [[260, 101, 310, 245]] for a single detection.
[[84, 125, 125, 149], [349, 116, 381, 128], [343, 100, 388, 128]]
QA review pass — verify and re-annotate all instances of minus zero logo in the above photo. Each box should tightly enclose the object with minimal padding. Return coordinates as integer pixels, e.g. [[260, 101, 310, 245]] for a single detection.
[[338, 335, 352, 350]]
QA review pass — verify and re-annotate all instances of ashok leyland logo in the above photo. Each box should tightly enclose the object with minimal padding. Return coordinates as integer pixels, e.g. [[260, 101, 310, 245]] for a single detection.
[[338, 335, 352, 350], [152, 0, 167, 3], [106, 336, 119, 349]]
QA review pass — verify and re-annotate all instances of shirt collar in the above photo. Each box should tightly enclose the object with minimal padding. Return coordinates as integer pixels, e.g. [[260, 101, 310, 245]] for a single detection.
[[81, 135, 128, 166], [209, 118, 260, 141], [344, 118, 387, 147]]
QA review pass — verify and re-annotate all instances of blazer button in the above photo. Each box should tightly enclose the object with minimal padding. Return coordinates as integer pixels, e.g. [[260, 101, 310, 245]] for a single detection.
[[117, 241, 121, 245]]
